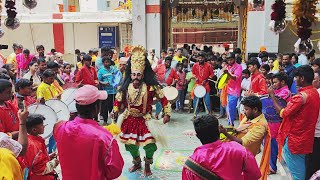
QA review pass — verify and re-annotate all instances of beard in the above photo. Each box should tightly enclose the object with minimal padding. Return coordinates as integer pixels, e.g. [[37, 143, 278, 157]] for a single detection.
[[132, 78, 142, 87]]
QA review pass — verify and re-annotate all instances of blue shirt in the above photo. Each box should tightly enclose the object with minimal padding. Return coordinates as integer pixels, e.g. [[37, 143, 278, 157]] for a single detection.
[[95, 57, 103, 71], [98, 66, 119, 94]]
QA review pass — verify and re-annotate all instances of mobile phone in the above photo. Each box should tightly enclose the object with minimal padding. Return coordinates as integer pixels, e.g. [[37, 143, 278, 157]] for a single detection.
[[18, 97, 24, 111], [152, 49, 155, 54]]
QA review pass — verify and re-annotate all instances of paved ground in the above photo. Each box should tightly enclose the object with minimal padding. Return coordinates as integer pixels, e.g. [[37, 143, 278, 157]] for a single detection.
[[56, 110, 290, 180]]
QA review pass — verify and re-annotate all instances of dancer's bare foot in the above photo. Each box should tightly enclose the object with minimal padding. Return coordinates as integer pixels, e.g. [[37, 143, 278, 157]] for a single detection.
[[144, 157, 153, 177], [128, 164, 141, 172], [129, 157, 141, 173]]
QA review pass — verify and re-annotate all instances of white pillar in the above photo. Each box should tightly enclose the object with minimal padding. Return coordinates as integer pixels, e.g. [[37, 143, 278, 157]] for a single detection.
[[146, 0, 162, 56], [132, 0, 147, 47], [246, 1, 279, 54]]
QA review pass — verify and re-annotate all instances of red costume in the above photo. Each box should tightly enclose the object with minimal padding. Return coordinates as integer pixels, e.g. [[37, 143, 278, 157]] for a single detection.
[[114, 84, 170, 146]]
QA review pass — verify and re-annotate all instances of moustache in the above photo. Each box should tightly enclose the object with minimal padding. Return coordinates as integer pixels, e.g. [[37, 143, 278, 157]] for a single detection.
[[132, 78, 142, 82]]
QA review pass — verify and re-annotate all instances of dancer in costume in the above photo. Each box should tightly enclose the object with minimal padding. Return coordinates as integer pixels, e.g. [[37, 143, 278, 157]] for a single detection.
[[113, 46, 171, 177]]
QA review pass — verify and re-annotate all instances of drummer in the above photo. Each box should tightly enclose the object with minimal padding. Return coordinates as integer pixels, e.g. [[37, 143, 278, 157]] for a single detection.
[[23, 114, 60, 179], [36, 69, 59, 103], [12, 79, 36, 108], [192, 51, 214, 116]]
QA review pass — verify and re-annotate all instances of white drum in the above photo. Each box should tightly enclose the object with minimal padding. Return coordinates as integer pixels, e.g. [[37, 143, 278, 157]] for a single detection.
[[45, 99, 70, 121], [61, 88, 77, 113], [163, 86, 178, 102], [28, 104, 58, 139], [194, 85, 206, 98]]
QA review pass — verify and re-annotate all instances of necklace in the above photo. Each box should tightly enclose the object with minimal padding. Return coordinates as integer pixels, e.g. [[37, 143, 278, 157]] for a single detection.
[[127, 84, 143, 106]]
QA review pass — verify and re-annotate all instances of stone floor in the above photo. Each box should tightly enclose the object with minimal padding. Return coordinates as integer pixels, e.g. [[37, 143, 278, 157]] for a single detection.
[[56, 110, 291, 180]]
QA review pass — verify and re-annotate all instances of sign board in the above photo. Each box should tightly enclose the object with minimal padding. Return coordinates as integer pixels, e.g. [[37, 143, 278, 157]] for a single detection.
[[99, 27, 117, 48]]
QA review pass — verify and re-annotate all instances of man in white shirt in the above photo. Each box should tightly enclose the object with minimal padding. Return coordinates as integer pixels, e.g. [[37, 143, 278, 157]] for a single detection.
[[306, 69, 320, 179], [298, 44, 309, 65]]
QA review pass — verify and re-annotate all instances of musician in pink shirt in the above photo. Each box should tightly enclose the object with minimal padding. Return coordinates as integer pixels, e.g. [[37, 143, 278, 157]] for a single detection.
[[182, 115, 261, 180], [223, 53, 242, 126], [53, 85, 124, 180]]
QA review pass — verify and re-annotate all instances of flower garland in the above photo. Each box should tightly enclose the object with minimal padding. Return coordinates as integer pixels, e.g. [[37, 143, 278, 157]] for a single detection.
[[292, 0, 318, 53], [269, 0, 286, 34], [292, 0, 317, 41], [5, 0, 19, 30]]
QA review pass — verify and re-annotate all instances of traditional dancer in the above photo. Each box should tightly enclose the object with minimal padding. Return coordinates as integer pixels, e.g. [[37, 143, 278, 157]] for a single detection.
[[113, 46, 171, 177]]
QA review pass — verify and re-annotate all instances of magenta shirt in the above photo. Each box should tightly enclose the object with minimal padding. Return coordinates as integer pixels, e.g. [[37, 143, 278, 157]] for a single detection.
[[226, 63, 242, 97], [53, 117, 124, 180], [16, 53, 34, 70], [182, 140, 261, 180]]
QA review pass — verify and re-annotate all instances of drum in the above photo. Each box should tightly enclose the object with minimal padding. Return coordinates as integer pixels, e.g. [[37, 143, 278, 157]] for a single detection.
[[217, 73, 229, 90], [194, 85, 206, 98], [260, 95, 287, 122], [220, 126, 237, 142], [45, 99, 70, 121], [28, 104, 58, 139], [163, 86, 178, 102], [61, 88, 77, 113]]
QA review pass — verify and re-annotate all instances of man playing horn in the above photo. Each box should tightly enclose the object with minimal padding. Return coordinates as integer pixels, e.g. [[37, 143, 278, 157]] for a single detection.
[[113, 46, 171, 177]]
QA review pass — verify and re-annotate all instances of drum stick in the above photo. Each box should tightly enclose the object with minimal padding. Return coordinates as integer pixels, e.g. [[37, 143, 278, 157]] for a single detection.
[[207, 79, 215, 82]]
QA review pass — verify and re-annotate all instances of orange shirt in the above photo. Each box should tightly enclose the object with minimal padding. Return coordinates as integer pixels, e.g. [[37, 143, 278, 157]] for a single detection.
[[250, 72, 268, 96]]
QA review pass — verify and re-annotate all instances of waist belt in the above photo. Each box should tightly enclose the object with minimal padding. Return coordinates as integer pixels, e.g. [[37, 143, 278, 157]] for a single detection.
[[128, 108, 146, 117]]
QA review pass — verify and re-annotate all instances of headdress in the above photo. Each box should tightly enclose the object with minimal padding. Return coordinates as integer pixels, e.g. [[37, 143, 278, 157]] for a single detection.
[[130, 46, 146, 73]]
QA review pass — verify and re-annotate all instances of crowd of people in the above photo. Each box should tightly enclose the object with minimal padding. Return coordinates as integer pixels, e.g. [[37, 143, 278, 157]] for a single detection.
[[0, 42, 319, 180]]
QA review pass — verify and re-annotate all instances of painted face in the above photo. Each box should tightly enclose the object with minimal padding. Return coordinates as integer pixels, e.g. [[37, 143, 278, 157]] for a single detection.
[[0, 87, 13, 101], [131, 71, 144, 82]]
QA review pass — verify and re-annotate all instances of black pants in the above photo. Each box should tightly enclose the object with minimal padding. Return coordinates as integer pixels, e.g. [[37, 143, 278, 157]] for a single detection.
[[306, 137, 320, 179], [100, 94, 115, 122]]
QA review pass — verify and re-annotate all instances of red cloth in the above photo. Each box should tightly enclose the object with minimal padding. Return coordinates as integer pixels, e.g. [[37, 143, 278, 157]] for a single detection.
[[277, 86, 320, 155], [53, 117, 124, 180], [192, 62, 214, 92], [23, 135, 55, 180], [250, 72, 268, 95], [75, 65, 98, 86], [0, 101, 19, 134]]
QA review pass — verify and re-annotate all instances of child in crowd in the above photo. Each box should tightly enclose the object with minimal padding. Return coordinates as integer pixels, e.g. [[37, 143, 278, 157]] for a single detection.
[[260, 64, 270, 77], [61, 64, 75, 83], [176, 63, 187, 112], [186, 63, 195, 113], [272, 72, 291, 102], [23, 114, 59, 179]]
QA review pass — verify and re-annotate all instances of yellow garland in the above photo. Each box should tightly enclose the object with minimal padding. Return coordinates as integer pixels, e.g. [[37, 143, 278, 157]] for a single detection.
[[292, 0, 318, 26]]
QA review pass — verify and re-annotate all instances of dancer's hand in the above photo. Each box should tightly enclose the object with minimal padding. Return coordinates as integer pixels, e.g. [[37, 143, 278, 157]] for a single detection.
[[163, 115, 170, 124]]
